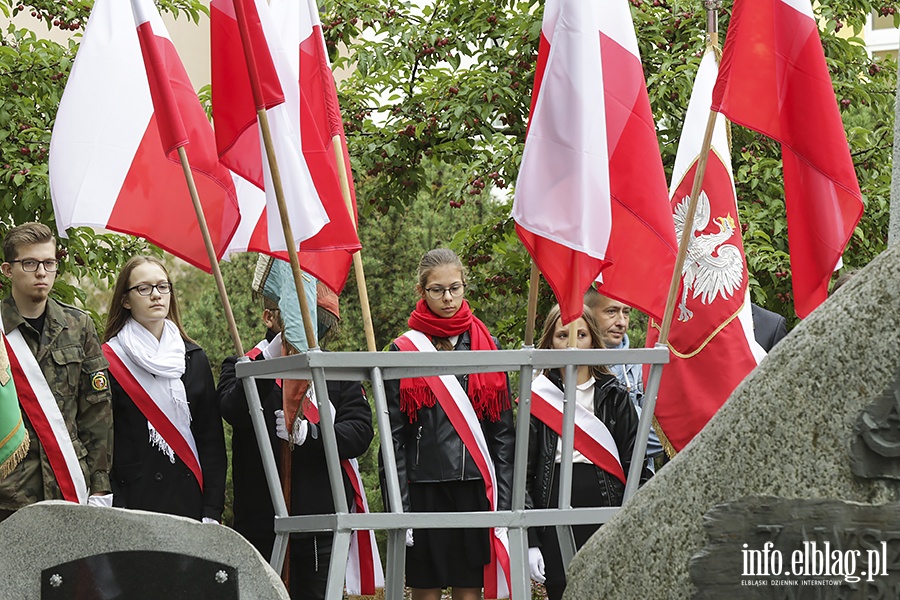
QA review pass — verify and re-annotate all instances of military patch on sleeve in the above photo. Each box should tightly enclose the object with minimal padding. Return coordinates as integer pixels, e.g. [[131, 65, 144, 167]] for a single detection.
[[91, 371, 108, 392]]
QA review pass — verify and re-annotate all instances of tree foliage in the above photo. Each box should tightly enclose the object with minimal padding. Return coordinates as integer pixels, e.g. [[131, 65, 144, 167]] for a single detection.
[[0, 0, 207, 321], [322, 0, 898, 344], [0, 0, 897, 338]]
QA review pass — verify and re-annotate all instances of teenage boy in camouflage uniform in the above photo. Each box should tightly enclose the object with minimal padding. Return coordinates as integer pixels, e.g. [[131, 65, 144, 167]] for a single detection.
[[0, 223, 113, 520]]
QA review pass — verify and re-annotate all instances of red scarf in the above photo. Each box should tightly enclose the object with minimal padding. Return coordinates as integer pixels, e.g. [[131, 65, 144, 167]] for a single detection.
[[399, 299, 509, 422]]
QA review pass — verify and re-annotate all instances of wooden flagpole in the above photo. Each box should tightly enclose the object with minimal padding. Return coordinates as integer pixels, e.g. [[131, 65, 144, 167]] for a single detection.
[[176, 147, 244, 357], [230, 0, 316, 588], [231, 0, 318, 351], [523, 261, 541, 347], [656, 2, 721, 347], [332, 136, 377, 352]]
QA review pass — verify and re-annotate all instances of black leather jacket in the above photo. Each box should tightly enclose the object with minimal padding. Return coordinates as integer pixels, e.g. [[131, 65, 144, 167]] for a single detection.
[[383, 331, 516, 513], [525, 370, 651, 534]]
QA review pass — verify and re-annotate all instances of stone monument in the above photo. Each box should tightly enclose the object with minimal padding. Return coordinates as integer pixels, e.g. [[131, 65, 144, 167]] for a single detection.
[[563, 244, 900, 598], [0, 501, 289, 599]]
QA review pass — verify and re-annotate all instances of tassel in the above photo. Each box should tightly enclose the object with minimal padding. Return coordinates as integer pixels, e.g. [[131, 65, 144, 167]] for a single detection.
[[0, 430, 29, 479]]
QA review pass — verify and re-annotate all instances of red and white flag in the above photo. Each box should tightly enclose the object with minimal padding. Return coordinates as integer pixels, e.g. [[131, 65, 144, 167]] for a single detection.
[[211, 0, 328, 255], [213, 0, 361, 294], [711, 0, 863, 318], [50, 0, 240, 273], [646, 50, 763, 453], [512, 0, 677, 324]]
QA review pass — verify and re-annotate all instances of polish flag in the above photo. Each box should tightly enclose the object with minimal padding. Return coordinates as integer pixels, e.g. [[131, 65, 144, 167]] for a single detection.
[[711, 0, 863, 318], [211, 0, 328, 258], [646, 50, 764, 453], [50, 0, 240, 272], [213, 0, 361, 294], [512, 0, 676, 324]]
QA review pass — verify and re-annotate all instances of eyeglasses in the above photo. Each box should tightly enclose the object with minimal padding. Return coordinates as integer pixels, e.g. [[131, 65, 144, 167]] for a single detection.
[[10, 259, 59, 272], [424, 283, 466, 300], [128, 282, 173, 296]]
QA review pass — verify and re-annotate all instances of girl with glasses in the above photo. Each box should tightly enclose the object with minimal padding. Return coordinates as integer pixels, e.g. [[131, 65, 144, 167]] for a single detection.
[[383, 248, 515, 600], [102, 256, 226, 523]]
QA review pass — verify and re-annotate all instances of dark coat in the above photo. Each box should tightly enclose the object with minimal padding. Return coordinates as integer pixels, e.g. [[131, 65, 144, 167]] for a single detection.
[[525, 370, 651, 546], [217, 347, 374, 555], [383, 331, 516, 513], [110, 342, 226, 522], [751, 303, 788, 353]]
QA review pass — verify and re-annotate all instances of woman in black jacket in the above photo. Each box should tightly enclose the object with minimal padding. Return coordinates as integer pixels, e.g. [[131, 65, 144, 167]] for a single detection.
[[103, 256, 226, 523], [525, 304, 651, 600]]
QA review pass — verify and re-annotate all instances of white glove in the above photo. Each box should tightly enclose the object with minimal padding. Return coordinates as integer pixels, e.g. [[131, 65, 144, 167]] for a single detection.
[[275, 409, 308, 445], [494, 526, 508, 540], [405, 528, 414, 547], [87, 493, 113, 508], [201, 517, 219, 525], [261, 333, 283, 360], [529, 547, 546, 583]]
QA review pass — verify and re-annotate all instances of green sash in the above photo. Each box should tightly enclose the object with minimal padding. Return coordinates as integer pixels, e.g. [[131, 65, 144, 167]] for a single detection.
[[0, 357, 27, 479]]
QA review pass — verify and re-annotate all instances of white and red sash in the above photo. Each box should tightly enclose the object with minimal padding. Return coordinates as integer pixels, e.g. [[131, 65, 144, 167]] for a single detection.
[[103, 340, 203, 491], [303, 393, 385, 595], [3, 325, 89, 504], [525, 374, 626, 484], [394, 330, 512, 599]]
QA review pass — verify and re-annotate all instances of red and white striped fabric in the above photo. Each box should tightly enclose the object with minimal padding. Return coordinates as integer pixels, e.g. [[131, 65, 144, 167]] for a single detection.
[[214, 0, 361, 294], [526, 374, 625, 483], [103, 340, 203, 489], [394, 331, 511, 599], [646, 50, 763, 453], [513, 0, 676, 324], [302, 394, 384, 595], [211, 0, 328, 257], [50, 0, 240, 273], [4, 328, 87, 504], [711, 0, 863, 318]]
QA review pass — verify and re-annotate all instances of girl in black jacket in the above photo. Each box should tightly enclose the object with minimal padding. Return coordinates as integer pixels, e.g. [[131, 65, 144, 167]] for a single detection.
[[525, 304, 651, 600], [103, 256, 226, 523], [383, 248, 515, 600]]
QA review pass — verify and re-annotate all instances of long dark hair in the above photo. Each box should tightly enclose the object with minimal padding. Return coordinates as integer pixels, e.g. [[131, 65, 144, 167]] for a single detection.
[[104, 256, 194, 343], [537, 304, 611, 379]]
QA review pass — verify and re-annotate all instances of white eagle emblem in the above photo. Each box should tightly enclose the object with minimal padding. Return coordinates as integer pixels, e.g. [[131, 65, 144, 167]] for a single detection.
[[673, 191, 744, 322]]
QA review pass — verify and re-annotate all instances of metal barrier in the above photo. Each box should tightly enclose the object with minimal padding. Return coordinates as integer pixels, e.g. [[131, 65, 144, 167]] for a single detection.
[[235, 345, 668, 600]]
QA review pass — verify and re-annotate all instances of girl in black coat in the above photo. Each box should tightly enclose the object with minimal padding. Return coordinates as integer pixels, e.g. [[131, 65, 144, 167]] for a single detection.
[[103, 256, 226, 523], [525, 304, 651, 600]]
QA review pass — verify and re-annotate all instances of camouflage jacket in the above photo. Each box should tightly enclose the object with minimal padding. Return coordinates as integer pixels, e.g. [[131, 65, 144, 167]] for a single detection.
[[0, 297, 112, 509]]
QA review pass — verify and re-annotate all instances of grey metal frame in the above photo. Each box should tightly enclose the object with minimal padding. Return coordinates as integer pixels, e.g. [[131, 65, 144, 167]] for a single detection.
[[235, 344, 668, 600]]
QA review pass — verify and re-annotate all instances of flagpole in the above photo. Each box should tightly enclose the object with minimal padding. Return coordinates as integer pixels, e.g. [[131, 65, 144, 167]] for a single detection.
[[657, 2, 721, 346], [523, 261, 541, 347], [231, 0, 318, 351], [331, 136, 377, 352], [176, 147, 245, 356], [230, 0, 311, 589]]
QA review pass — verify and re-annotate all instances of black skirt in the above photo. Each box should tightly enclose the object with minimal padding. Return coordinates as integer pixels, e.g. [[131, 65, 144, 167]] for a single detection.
[[537, 463, 609, 587], [406, 479, 491, 589]]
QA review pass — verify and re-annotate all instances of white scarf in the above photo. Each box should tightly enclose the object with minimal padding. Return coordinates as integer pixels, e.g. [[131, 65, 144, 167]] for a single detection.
[[116, 318, 190, 463]]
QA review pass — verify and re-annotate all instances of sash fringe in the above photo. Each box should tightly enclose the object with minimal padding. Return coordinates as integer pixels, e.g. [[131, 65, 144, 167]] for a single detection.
[[0, 430, 29, 479]]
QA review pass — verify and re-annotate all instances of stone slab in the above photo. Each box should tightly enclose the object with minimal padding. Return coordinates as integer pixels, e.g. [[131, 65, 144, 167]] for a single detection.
[[562, 244, 900, 599], [0, 501, 288, 600]]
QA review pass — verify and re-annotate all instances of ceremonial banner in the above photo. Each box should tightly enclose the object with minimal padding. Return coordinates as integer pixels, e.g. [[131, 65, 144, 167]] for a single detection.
[[647, 50, 761, 452]]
